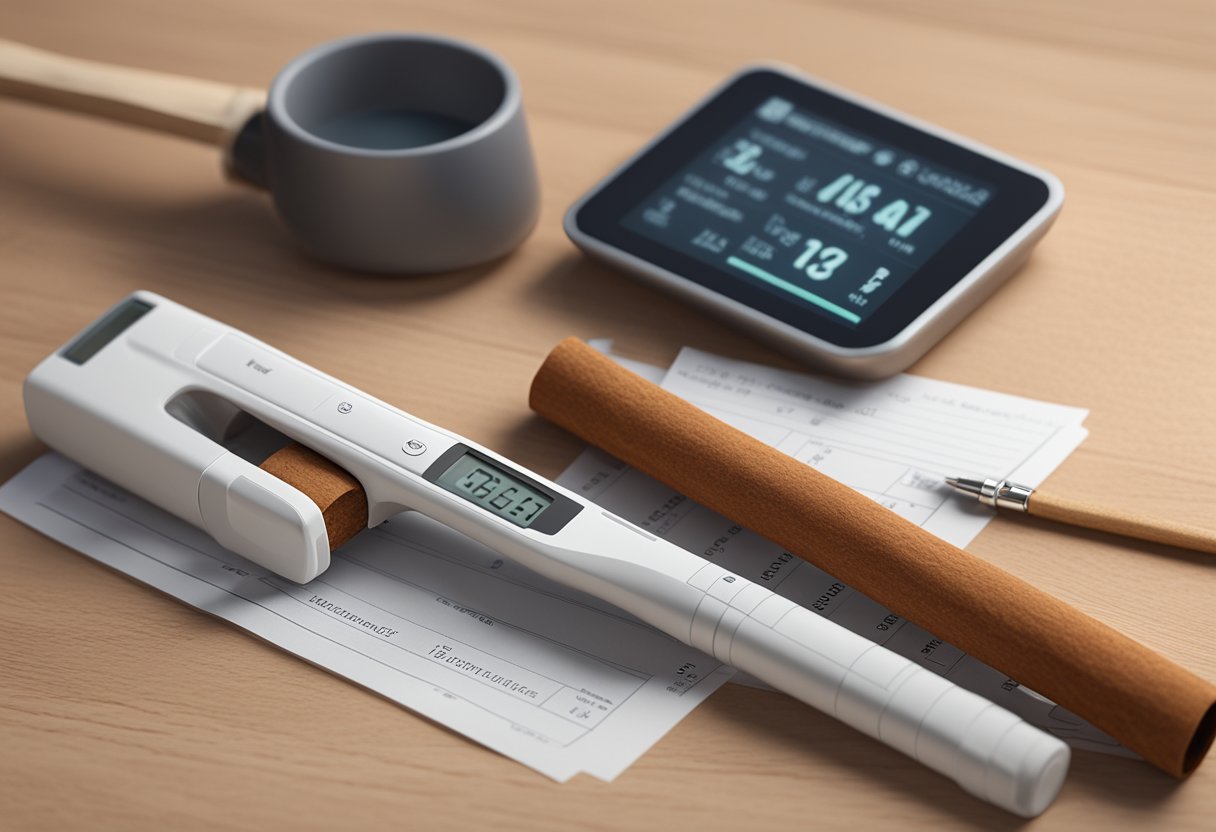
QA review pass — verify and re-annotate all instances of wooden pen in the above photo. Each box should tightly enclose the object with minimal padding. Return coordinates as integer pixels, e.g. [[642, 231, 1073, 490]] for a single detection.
[[945, 476, 1216, 555]]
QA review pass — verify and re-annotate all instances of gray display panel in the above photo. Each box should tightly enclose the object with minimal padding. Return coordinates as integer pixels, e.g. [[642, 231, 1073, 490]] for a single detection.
[[434, 452, 554, 528], [61, 298, 154, 365]]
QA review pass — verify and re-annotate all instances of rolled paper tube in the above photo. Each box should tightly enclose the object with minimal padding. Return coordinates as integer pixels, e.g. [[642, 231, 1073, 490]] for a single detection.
[[259, 443, 368, 551], [528, 337, 1216, 778]]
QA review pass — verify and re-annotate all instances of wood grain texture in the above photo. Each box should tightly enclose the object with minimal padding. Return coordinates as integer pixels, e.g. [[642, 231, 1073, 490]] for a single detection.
[[0, 1, 1213, 829], [1029, 491, 1216, 556], [0, 38, 263, 147]]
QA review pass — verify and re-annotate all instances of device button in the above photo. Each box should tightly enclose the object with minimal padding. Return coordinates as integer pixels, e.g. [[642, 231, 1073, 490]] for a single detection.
[[706, 572, 749, 604], [687, 562, 728, 592], [311, 393, 451, 476], [728, 582, 770, 615]]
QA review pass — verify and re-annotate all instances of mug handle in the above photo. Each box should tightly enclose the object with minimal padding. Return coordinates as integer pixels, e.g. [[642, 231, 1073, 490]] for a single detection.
[[0, 39, 263, 150]]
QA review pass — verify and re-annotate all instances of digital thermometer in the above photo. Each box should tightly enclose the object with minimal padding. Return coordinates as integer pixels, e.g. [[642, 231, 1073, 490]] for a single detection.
[[24, 293, 1069, 816], [567, 65, 1063, 378]]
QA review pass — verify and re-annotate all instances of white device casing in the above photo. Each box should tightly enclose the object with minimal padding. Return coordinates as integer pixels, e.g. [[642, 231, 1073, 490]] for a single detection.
[[564, 63, 1065, 379], [23, 292, 1069, 816], [23, 303, 330, 583]]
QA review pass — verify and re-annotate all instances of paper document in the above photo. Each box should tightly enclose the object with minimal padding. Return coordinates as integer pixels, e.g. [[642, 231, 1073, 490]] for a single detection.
[[663, 348, 1091, 548], [0, 454, 733, 783], [557, 347, 1129, 756]]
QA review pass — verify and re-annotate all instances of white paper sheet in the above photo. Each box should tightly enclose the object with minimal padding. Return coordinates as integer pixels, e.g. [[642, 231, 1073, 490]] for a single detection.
[[555, 347, 1131, 756], [663, 348, 1091, 548], [0, 454, 734, 782]]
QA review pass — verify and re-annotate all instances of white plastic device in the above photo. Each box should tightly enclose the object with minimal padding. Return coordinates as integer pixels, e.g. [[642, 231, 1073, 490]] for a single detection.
[[24, 292, 1069, 816]]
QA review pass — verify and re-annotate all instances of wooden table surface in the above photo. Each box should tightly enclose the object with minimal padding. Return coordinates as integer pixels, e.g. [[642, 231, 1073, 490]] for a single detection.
[[1, 1, 1213, 829]]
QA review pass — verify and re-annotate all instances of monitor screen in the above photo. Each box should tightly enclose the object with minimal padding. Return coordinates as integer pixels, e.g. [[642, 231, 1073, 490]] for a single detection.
[[621, 97, 996, 328]]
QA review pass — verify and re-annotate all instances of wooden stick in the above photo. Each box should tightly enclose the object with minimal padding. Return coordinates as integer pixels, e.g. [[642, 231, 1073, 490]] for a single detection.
[[1028, 490, 1216, 555], [0, 38, 264, 147], [259, 443, 368, 552]]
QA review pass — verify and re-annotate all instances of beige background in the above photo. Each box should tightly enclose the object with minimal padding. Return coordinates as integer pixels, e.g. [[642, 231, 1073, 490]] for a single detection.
[[1, 1, 1213, 829]]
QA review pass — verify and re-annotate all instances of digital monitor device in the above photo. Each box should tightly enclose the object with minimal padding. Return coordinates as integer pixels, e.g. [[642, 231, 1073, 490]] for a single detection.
[[566, 65, 1063, 378]]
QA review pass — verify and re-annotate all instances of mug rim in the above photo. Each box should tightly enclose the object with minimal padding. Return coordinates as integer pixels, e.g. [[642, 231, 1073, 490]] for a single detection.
[[266, 31, 522, 158]]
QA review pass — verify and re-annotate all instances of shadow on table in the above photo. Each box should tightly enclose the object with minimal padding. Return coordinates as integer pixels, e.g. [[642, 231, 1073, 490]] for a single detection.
[[0, 136, 508, 307], [1019, 513, 1216, 568], [0, 435, 47, 483]]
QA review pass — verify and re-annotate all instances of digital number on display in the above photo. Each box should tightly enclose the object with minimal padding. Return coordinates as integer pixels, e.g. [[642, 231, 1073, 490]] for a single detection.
[[623, 96, 996, 327], [435, 453, 553, 528]]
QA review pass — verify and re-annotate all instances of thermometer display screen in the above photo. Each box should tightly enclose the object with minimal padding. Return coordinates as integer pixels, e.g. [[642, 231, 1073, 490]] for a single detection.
[[435, 452, 554, 528], [621, 98, 994, 327]]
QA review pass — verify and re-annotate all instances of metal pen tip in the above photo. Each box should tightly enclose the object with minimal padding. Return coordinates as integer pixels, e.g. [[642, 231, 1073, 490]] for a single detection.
[[944, 476, 988, 499]]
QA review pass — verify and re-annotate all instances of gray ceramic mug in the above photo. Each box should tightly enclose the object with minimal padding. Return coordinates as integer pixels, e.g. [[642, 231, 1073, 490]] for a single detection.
[[260, 32, 539, 273], [0, 33, 539, 273]]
